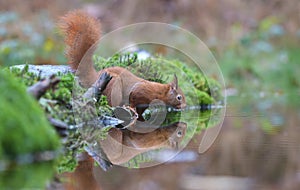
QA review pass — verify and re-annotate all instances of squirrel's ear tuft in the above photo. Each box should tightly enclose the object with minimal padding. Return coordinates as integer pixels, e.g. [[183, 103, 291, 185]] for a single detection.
[[170, 74, 178, 90]]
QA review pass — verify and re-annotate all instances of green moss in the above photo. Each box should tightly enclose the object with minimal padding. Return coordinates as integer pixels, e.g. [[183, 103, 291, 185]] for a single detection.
[[93, 52, 138, 70], [0, 162, 55, 189], [0, 70, 60, 160], [8, 66, 76, 125]]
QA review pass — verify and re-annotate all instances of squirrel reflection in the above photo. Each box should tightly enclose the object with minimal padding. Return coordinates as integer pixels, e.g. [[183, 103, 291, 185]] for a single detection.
[[100, 121, 187, 165], [63, 122, 187, 190]]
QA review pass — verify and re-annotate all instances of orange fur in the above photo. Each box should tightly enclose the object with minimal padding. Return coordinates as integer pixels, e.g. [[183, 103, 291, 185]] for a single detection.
[[58, 10, 101, 70]]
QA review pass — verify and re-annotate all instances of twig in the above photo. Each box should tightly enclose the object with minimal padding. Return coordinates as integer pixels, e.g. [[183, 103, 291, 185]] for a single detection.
[[48, 117, 69, 137], [27, 74, 60, 100]]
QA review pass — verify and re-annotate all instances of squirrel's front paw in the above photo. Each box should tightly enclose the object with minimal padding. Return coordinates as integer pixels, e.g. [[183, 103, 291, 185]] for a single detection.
[[100, 72, 112, 82]]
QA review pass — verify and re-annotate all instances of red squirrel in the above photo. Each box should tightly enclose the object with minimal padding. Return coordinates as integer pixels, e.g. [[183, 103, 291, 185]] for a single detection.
[[59, 10, 186, 118]]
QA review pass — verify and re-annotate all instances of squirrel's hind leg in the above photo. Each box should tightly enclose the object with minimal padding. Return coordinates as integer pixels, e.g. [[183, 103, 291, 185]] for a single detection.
[[105, 76, 123, 107]]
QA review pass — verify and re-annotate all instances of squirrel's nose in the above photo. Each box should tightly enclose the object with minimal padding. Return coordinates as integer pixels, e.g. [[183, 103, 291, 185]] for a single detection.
[[178, 103, 186, 109], [180, 103, 186, 108]]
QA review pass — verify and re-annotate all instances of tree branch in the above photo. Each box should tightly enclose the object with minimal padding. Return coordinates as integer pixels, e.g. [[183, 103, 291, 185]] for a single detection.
[[27, 74, 60, 100]]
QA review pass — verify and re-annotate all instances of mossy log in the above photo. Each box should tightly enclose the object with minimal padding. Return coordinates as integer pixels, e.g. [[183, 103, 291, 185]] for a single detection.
[[0, 69, 61, 161]]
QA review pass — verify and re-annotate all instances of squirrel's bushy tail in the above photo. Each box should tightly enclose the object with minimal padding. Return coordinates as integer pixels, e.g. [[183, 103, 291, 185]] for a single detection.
[[58, 10, 101, 70], [59, 10, 101, 86]]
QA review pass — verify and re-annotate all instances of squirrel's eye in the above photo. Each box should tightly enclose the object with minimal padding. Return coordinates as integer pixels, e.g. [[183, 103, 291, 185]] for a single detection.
[[176, 94, 182, 101], [177, 130, 182, 137]]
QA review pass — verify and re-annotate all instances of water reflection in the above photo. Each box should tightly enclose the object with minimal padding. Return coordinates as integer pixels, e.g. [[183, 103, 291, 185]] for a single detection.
[[87, 121, 187, 167], [82, 107, 220, 169], [61, 121, 187, 190], [191, 106, 300, 189], [63, 105, 300, 190]]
